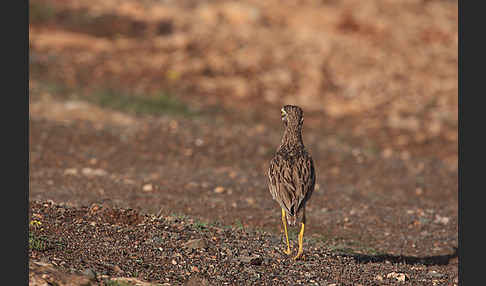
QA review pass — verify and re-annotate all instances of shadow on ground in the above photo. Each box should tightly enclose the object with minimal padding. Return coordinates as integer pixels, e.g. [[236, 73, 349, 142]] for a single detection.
[[345, 247, 458, 266]]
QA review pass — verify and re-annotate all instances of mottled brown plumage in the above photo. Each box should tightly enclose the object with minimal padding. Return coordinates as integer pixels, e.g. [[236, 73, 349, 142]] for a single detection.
[[267, 105, 316, 259]]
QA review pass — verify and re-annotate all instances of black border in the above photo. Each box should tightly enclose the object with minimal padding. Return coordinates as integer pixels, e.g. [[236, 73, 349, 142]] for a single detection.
[[24, 0, 30, 284]]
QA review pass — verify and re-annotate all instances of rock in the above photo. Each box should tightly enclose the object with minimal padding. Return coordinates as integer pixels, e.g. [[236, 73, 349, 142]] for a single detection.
[[64, 168, 78, 176], [82, 168, 107, 176], [183, 238, 208, 250], [235, 255, 262, 265], [30, 260, 92, 286], [434, 215, 450, 225], [240, 249, 250, 256], [185, 275, 210, 286], [415, 187, 424, 195], [220, 2, 261, 25], [225, 247, 233, 257], [195, 138, 204, 146], [250, 257, 263, 265], [214, 186, 225, 193], [142, 184, 153, 192], [33, 261, 51, 267], [82, 268, 97, 281], [88, 203, 102, 215], [386, 272, 408, 282], [111, 277, 158, 286], [382, 148, 393, 158], [427, 271, 444, 278], [236, 256, 252, 263], [113, 265, 123, 274], [152, 236, 164, 244]]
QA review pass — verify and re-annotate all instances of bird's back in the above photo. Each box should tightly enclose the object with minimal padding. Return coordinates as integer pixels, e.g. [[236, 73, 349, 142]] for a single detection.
[[268, 148, 316, 218]]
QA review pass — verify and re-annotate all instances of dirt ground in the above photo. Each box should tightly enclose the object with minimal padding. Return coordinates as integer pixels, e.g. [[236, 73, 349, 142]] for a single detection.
[[29, 0, 458, 285]]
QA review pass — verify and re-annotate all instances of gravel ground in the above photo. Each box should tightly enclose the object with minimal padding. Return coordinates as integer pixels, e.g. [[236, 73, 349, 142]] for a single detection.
[[29, 200, 458, 285]]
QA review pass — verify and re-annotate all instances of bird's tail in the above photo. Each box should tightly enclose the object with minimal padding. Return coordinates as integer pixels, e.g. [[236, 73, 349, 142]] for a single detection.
[[287, 214, 297, 226]]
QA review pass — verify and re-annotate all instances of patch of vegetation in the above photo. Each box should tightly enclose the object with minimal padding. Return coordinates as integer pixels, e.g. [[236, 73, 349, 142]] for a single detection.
[[29, 1, 57, 23], [29, 80, 71, 101], [322, 239, 386, 258], [29, 232, 66, 252], [254, 228, 267, 234], [29, 232, 51, 252], [234, 219, 244, 230], [170, 213, 189, 221], [30, 0, 148, 38], [89, 89, 194, 117], [192, 220, 209, 232], [29, 220, 65, 251], [30, 79, 197, 118], [221, 224, 234, 230], [208, 220, 224, 228], [355, 246, 384, 256]]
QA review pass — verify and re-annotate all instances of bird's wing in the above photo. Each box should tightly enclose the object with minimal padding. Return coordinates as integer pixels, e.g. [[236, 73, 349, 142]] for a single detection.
[[293, 152, 316, 213], [268, 155, 296, 214], [268, 152, 315, 215]]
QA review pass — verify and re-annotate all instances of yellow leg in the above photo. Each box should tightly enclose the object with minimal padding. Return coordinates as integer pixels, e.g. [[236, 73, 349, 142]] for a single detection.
[[293, 207, 306, 260], [281, 208, 292, 255], [293, 222, 305, 259]]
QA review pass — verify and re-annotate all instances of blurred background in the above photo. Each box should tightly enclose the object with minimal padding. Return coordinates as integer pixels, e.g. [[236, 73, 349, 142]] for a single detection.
[[29, 0, 458, 256]]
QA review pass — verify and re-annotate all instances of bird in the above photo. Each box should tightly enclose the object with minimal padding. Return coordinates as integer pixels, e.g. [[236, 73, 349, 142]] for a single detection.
[[267, 105, 316, 260]]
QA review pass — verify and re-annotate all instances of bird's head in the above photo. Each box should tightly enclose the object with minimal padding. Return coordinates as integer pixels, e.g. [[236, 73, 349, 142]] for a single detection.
[[281, 105, 304, 127]]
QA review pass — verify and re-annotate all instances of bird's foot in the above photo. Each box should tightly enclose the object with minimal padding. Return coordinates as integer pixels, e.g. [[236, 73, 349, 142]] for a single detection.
[[284, 248, 292, 255], [293, 251, 304, 260]]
